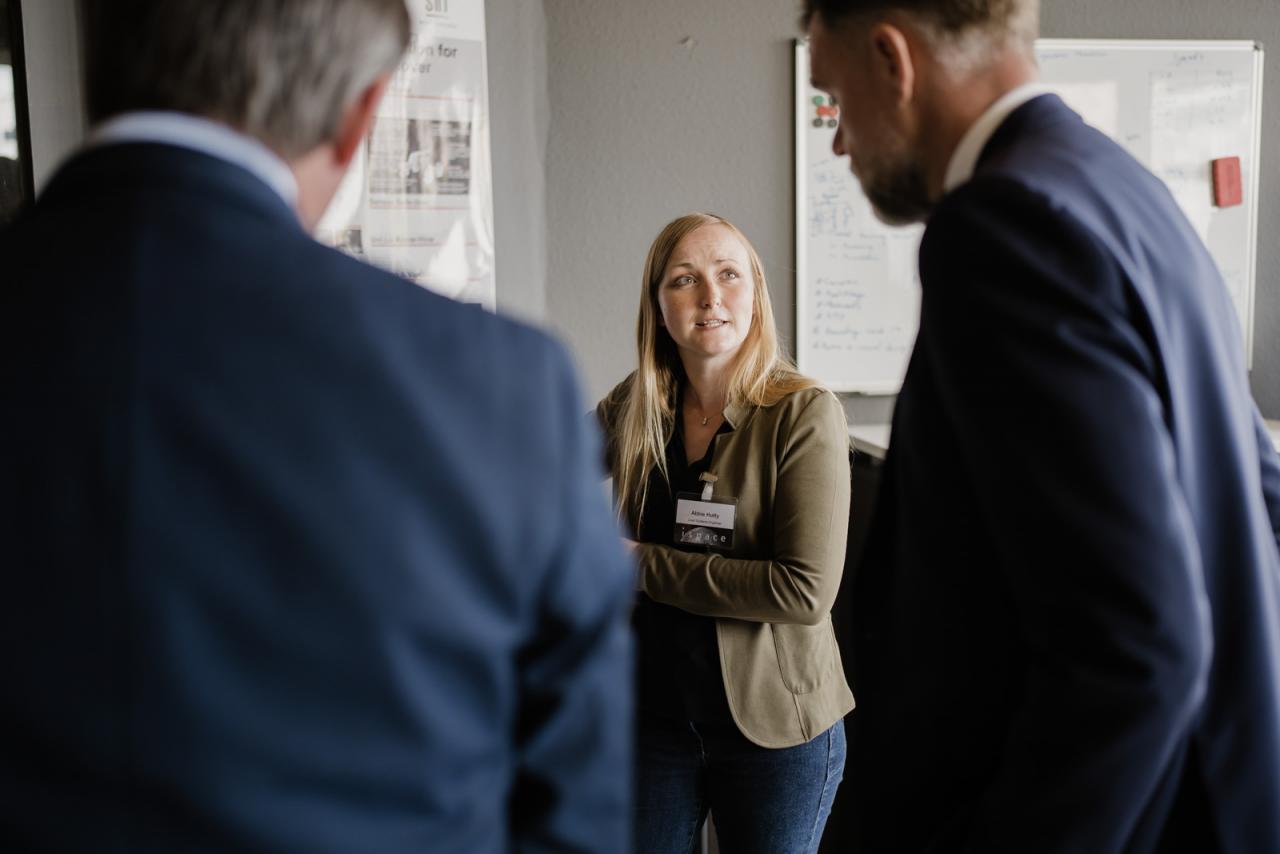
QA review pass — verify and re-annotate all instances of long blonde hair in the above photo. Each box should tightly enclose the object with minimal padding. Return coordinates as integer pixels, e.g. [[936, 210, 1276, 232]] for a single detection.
[[612, 212, 817, 529]]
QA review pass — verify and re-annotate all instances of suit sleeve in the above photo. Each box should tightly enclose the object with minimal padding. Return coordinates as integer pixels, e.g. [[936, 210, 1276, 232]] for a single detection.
[[635, 390, 851, 626], [511, 344, 634, 853], [920, 179, 1211, 852]]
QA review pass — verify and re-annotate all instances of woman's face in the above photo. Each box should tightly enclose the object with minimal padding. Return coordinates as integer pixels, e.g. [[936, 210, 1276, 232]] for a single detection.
[[656, 223, 756, 371]]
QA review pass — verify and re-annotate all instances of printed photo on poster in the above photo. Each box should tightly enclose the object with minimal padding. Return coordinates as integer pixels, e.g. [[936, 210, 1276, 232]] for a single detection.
[[316, 2, 495, 308], [367, 117, 472, 199]]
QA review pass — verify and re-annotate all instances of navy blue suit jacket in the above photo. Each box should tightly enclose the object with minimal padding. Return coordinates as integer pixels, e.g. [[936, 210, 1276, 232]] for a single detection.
[[0, 143, 634, 852], [851, 95, 1280, 852]]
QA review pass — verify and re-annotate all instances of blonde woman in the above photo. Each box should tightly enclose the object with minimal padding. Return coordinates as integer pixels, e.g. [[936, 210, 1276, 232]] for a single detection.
[[596, 213, 854, 853]]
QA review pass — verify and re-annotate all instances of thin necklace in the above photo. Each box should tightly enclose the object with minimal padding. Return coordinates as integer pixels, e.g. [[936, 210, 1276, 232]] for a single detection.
[[687, 387, 719, 427]]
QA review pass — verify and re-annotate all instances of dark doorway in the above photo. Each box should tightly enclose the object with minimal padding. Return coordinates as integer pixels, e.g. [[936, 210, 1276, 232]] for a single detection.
[[0, 0, 34, 227]]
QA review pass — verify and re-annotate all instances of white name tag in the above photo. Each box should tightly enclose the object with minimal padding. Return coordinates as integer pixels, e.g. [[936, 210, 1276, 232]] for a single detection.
[[674, 494, 737, 550], [675, 498, 736, 529]]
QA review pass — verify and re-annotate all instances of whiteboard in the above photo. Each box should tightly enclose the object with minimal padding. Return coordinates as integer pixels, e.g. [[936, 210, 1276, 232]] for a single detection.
[[795, 39, 1265, 393]]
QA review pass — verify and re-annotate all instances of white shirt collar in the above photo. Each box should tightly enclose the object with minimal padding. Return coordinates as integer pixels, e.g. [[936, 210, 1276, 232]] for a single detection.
[[943, 83, 1052, 194], [89, 111, 299, 212]]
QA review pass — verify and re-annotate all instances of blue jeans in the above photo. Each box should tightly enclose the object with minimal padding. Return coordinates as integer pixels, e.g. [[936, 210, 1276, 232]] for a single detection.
[[635, 715, 846, 853]]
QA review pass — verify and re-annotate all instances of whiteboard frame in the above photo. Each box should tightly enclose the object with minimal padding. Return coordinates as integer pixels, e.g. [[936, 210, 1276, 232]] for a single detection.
[[795, 41, 820, 387], [795, 38, 1266, 390], [794, 41, 909, 395]]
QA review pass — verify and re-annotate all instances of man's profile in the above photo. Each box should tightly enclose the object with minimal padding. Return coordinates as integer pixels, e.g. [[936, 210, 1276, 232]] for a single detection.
[[804, 0, 1280, 850]]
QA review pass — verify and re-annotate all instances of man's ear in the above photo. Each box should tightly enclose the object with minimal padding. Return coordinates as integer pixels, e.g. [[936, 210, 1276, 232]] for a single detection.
[[334, 72, 394, 167], [868, 22, 916, 105]]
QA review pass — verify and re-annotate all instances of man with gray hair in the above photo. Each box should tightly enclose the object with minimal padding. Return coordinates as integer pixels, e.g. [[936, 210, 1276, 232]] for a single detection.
[[0, 2, 634, 851], [804, 0, 1280, 851]]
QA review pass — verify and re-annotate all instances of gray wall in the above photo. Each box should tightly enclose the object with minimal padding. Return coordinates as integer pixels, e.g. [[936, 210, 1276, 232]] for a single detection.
[[14, 0, 1280, 417], [487, 0, 549, 323], [543, 0, 1280, 420], [544, 0, 839, 408]]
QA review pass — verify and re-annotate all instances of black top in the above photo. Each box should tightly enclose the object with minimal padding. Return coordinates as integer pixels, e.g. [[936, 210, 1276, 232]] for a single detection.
[[634, 410, 733, 723]]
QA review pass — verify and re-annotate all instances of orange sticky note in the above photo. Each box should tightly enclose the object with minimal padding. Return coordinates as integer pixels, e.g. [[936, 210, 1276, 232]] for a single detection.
[[1212, 157, 1242, 208]]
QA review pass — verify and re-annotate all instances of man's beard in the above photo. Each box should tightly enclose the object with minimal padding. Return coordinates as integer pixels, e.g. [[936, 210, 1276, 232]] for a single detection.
[[858, 146, 934, 227]]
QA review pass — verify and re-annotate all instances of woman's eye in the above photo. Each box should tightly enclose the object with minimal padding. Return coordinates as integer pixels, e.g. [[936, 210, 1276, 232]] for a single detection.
[[673, 275, 694, 286], [722, 270, 740, 280]]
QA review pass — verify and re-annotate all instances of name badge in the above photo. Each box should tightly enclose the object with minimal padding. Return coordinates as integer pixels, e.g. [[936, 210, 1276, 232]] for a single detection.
[[674, 492, 737, 551]]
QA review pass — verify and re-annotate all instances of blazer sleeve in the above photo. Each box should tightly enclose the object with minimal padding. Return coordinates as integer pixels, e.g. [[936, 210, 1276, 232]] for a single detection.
[[919, 177, 1211, 853], [511, 344, 634, 853], [634, 389, 851, 626]]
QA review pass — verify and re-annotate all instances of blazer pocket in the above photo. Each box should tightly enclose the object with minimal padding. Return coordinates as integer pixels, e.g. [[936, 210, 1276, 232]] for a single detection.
[[771, 618, 837, 695]]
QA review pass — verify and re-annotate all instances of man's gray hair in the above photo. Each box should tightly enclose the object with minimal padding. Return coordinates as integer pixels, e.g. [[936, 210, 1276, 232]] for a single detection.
[[83, 0, 411, 158]]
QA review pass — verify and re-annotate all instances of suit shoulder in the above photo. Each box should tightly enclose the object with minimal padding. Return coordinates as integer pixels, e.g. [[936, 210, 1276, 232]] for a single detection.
[[927, 173, 1107, 266], [963, 113, 1166, 234], [302, 243, 559, 348], [937, 171, 1052, 217], [292, 244, 579, 403], [294, 240, 457, 310]]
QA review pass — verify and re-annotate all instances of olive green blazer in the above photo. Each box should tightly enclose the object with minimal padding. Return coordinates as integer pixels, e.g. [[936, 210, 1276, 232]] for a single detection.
[[597, 376, 854, 748]]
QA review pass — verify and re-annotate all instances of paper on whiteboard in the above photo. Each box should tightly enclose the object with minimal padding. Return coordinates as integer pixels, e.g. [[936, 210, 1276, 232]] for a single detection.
[[1148, 62, 1253, 320]]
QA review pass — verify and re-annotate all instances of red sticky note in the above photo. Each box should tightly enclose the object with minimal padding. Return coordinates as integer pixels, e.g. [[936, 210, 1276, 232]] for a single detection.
[[1212, 156, 1242, 208]]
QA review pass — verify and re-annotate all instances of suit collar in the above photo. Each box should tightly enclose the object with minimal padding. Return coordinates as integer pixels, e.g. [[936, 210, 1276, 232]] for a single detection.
[[943, 83, 1053, 193], [89, 112, 299, 211], [37, 143, 304, 232], [973, 92, 1082, 174]]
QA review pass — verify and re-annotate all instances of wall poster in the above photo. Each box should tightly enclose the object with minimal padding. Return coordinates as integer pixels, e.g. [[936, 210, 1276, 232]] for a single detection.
[[318, 0, 495, 308]]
